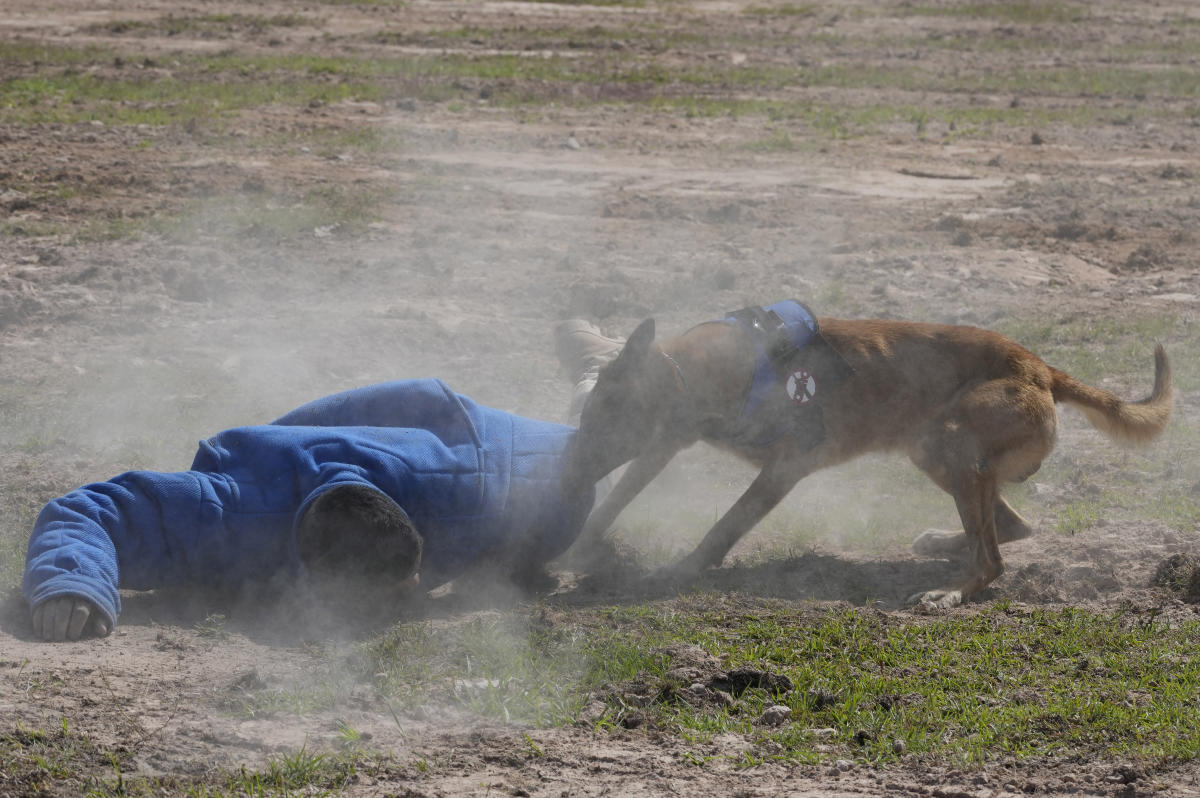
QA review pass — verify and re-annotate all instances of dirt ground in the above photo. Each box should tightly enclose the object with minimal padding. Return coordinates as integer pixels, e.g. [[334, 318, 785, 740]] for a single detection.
[[3, 0, 1200, 795]]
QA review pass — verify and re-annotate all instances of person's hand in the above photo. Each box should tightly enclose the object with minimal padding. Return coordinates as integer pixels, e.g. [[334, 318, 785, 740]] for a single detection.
[[31, 596, 111, 641]]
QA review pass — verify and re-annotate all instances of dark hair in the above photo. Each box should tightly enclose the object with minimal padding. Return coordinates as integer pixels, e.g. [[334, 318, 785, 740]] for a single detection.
[[296, 484, 422, 581]]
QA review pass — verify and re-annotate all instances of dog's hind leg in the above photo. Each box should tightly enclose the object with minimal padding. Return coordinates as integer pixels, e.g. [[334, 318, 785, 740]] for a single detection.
[[911, 467, 1005, 608], [909, 378, 1054, 606], [911, 495, 1032, 557], [908, 382, 1045, 561]]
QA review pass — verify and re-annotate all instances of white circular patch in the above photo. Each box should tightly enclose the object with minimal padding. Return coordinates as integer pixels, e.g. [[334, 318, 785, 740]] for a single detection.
[[786, 368, 816, 404]]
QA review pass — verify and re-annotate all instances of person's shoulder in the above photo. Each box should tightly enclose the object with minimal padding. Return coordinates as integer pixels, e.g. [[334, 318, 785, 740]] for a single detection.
[[362, 377, 452, 396]]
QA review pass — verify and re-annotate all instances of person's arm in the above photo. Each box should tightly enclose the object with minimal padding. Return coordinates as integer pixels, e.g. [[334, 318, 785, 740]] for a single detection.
[[22, 469, 248, 641], [23, 481, 131, 640]]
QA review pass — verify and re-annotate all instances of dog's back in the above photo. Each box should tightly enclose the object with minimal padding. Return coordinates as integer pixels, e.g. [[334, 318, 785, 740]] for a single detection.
[[815, 319, 1054, 457], [655, 317, 1059, 466]]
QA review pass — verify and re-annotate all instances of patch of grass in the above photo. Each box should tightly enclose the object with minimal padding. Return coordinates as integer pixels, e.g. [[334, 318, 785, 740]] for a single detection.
[[0, 721, 137, 795], [2, 37, 1195, 144], [995, 66, 1200, 99], [1054, 498, 1103, 535], [375, 22, 694, 52], [263, 745, 346, 790], [1084, 470, 1200, 532], [600, 601, 1200, 764], [198, 51, 376, 79], [362, 614, 609, 725], [743, 129, 806, 152], [3, 729, 379, 796], [0, 41, 113, 67], [230, 675, 355, 719], [0, 72, 384, 127], [788, 62, 1200, 100], [0, 218, 71, 240], [350, 596, 1200, 766], [333, 718, 364, 751], [744, 3, 818, 16], [1123, 40, 1200, 63], [658, 95, 1141, 140], [89, 13, 311, 37], [9, 577, 1200, 786], [899, 2, 1090, 24], [0, 214, 144, 243], [1128, 489, 1200, 531], [193, 613, 229, 639], [628, 59, 1200, 101]]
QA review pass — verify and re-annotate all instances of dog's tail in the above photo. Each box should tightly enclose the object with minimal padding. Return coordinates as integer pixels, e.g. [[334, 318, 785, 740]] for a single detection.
[[1050, 344, 1172, 444]]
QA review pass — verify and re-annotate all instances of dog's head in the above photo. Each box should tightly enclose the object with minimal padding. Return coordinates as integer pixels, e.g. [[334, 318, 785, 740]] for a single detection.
[[574, 317, 672, 479]]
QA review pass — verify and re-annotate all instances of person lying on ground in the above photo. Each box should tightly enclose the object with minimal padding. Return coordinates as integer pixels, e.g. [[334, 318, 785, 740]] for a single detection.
[[24, 323, 625, 642]]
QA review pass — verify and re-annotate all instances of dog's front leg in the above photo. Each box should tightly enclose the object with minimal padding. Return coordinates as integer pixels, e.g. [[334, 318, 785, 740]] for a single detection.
[[571, 445, 679, 564], [670, 456, 810, 577]]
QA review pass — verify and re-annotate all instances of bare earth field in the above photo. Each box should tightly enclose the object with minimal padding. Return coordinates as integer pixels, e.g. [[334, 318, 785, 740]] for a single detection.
[[2, 0, 1200, 795]]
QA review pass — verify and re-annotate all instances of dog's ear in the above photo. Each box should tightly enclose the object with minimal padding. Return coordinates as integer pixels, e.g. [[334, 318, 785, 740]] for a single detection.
[[621, 318, 656, 360]]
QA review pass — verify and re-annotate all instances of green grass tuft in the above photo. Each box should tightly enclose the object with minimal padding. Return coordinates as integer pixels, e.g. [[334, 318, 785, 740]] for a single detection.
[[899, 2, 1090, 24]]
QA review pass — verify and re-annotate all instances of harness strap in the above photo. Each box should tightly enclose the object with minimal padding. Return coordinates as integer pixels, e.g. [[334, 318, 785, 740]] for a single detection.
[[725, 306, 799, 371], [661, 350, 688, 393], [724, 300, 818, 424]]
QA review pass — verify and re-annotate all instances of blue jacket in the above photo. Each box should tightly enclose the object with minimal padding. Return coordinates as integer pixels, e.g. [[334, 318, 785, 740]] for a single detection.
[[22, 379, 593, 629]]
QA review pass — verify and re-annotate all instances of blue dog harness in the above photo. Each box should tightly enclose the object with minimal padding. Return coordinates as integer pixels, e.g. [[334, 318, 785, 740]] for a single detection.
[[719, 300, 848, 449], [724, 300, 819, 424]]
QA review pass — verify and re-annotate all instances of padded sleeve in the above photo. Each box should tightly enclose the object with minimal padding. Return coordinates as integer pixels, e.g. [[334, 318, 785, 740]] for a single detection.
[[21, 468, 279, 631], [271, 378, 475, 433]]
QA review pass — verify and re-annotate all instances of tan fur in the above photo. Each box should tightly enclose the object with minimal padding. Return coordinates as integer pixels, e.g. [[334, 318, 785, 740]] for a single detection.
[[571, 316, 1172, 608], [1049, 345, 1171, 444]]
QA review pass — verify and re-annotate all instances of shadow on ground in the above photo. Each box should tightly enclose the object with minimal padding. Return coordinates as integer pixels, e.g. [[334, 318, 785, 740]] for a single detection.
[[553, 552, 972, 610], [1, 552, 971, 644]]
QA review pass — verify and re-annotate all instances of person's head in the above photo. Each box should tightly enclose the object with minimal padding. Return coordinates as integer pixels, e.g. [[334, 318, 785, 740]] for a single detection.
[[295, 484, 423, 597]]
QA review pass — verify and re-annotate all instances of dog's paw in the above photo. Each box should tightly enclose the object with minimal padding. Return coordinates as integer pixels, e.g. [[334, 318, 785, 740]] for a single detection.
[[509, 564, 561, 597], [911, 528, 969, 558], [907, 588, 963, 610]]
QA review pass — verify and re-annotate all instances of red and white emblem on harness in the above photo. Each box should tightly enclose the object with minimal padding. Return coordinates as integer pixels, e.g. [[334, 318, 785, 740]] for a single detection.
[[786, 368, 816, 404]]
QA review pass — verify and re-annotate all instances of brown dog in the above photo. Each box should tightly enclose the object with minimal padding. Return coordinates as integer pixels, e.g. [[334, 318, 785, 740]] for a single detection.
[[568, 307, 1172, 608]]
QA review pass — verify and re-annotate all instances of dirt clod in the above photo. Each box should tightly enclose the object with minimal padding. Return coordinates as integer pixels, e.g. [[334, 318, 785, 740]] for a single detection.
[[759, 705, 791, 726], [710, 667, 793, 697], [1151, 553, 1200, 602]]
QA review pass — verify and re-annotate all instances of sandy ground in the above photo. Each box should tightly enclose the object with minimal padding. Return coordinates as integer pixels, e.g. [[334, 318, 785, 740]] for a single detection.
[[3, 0, 1200, 794]]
